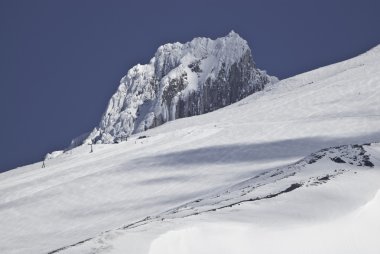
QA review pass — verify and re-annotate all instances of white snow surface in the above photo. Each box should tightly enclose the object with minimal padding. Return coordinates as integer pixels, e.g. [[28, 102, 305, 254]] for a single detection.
[[1, 44, 380, 254]]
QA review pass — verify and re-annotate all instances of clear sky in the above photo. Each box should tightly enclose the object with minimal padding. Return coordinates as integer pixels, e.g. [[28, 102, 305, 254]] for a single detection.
[[1, 0, 380, 172]]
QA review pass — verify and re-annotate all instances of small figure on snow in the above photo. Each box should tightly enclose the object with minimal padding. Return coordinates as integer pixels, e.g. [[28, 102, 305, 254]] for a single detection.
[[42, 161, 46, 168]]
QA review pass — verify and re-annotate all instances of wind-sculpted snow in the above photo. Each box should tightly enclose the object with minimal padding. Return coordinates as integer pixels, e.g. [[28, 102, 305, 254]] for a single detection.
[[53, 143, 380, 254], [76, 31, 273, 145]]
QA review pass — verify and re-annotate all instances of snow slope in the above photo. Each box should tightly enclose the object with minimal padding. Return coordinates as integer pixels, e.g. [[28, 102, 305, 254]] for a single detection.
[[59, 143, 380, 254], [0, 44, 380, 254]]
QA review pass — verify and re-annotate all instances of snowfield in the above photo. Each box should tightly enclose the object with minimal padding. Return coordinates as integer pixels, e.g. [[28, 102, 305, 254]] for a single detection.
[[0, 44, 380, 254]]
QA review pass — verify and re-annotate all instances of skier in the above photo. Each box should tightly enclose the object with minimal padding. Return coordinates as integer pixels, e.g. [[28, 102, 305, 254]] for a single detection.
[[42, 161, 46, 168]]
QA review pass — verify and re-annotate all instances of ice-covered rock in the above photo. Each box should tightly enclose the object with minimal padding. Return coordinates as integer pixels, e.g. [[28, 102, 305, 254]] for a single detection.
[[81, 31, 274, 144], [44, 150, 64, 160]]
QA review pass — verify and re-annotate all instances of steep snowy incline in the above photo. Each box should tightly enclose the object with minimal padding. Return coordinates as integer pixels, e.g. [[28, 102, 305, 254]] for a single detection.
[[73, 31, 273, 146], [0, 44, 379, 254], [62, 143, 380, 254]]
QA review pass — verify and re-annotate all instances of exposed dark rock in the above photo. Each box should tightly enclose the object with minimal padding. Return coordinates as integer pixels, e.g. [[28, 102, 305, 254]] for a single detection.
[[330, 157, 346, 163], [362, 158, 374, 167], [307, 153, 324, 164], [318, 175, 330, 181]]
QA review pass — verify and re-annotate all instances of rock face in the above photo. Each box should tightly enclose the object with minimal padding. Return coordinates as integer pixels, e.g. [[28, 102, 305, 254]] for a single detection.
[[76, 31, 275, 145]]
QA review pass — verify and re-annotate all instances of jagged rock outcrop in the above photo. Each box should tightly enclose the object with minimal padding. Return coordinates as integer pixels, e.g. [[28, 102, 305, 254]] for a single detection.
[[74, 31, 276, 145]]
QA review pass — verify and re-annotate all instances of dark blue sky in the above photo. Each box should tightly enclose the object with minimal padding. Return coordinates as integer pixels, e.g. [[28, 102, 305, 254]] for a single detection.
[[1, 0, 380, 172]]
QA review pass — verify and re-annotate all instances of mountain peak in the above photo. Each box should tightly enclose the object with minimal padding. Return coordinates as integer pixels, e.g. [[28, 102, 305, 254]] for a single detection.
[[227, 30, 239, 37], [71, 33, 273, 146]]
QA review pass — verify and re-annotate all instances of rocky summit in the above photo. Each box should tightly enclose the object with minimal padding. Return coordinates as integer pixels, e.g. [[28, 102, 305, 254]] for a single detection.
[[72, 31, 275, 146]]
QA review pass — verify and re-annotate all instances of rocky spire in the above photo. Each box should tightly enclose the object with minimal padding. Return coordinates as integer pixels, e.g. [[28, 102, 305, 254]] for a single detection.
[[71, 31, 276, 146]]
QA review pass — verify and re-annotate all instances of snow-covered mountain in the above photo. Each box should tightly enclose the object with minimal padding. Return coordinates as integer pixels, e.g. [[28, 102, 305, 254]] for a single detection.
[[73, 31, 274, 146], [1, 40, 380, 254]]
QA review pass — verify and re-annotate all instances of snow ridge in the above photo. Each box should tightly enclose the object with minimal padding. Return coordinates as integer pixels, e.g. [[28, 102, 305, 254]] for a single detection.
[[50, 143, 379, 254]]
